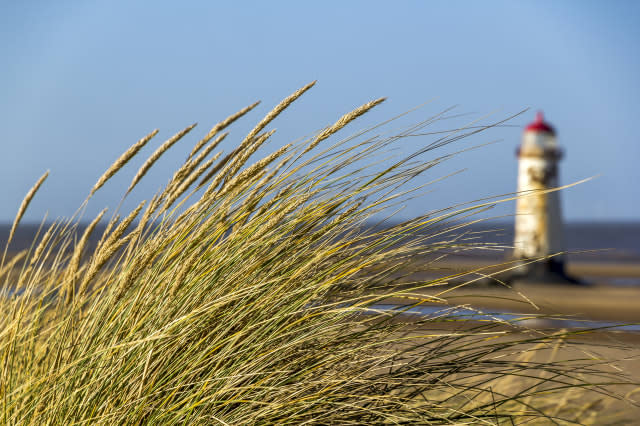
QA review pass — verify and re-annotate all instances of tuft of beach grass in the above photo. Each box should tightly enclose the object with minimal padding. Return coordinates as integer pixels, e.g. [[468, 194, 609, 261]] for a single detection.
[[0, 84, 636, 425]]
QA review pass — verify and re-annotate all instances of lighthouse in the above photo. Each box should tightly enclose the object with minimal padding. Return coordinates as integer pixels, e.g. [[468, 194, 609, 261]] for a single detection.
[[512, 112, 576, 283]]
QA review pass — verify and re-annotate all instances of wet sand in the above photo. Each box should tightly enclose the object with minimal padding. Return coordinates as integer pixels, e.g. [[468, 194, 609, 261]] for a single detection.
[[428, 257, 640, 280], [385, 282, 640, 323], [382, 258, 640, 323]]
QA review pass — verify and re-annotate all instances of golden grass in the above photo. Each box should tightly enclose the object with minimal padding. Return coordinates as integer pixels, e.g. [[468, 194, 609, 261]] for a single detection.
[[187, 100, 261, 161], [302, 97, 386, 155], [6, 171, 49, 249], [0, 83, 637, 424], [127, 123, 198, 195], [65, 207, 107, 304], [89, 129, 158, 199]]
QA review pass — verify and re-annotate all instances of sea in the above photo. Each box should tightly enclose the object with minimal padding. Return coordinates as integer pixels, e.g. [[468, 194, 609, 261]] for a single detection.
[[1, 221, 639, 286], [451, 221, 640, 262]]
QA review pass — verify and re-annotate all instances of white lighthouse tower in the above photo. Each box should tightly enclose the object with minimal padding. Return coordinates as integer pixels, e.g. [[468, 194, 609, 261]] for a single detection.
[[513, 112, 574, 282]]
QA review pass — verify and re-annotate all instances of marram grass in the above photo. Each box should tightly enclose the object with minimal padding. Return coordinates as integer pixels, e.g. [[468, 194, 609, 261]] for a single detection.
[[0, 83, 635, 424]]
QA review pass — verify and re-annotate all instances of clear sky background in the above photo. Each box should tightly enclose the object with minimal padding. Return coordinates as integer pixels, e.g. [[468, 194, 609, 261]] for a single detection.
[[1, 0, 638, 224]]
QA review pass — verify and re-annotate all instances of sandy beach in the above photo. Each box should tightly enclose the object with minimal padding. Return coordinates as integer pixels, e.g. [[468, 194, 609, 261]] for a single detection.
[[397, 322, 640, 424], [370, 257, 640, 422]]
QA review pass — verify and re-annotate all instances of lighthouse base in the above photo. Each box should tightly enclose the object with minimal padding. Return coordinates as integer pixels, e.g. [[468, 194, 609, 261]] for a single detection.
[[508, 258, 585, 286]]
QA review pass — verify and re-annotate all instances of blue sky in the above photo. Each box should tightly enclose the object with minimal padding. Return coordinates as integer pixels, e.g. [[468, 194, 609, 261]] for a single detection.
[[1, 1, 638, 223]]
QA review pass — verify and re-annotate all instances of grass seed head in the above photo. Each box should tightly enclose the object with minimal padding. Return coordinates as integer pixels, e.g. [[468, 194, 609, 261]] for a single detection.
[[89, 129, 159, 198], [6, 170, 49, 251], [127, 124, 197, 195], [188, 101, 261, 160]]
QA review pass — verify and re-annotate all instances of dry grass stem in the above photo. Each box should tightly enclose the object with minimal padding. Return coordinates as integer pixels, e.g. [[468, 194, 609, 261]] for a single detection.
[[67, 208, 108, 303], [218, 143, 291, 199], [102, 200, 146, 252], [82, 232, 136, 294], [127, 124, 197, 195], [6, 170, 49, 250], [89, 129, 159, 198], [303, 97, 387, 155], [214, 80, 315, 180], [242, 81, 315, 147], [191, 133, 227, 170], [81, 201, 145, 291], [196, 150, 238, 191], [162, 134, 226, 203], [95, 214, 119, 254], [0, 251, 26, 280], [188, 101, 261, 160], [165, 155, 219, 210], [28, 223, 56, 268], [224, 128, 277, 184]]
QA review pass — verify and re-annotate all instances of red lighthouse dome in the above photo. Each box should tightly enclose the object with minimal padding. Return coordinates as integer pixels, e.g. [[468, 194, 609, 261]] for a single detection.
[[525, 111, 555, 135]]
